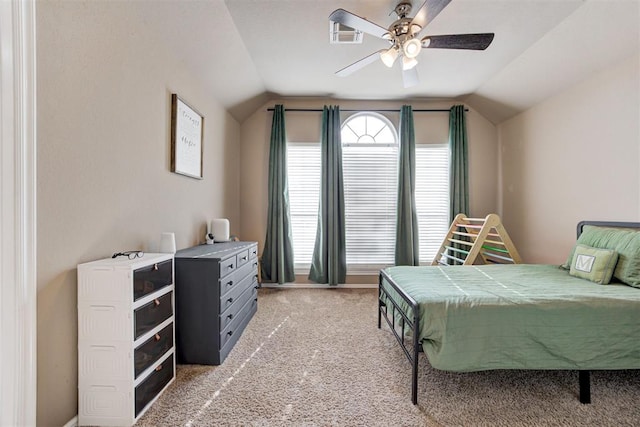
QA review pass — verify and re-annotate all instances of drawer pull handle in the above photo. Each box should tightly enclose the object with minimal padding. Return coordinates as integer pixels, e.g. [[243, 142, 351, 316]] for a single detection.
[[153, 263, 159, 271], [226, 281, 233, 287], [227, 331, 233, 336], [154, 299, 160, 306], [254, 285, 259, 290], [253, 262, 258, 267], [227, 297, 233, 304], [155, 364, 163, 372], [227, 314, 233, 320], [241, 256, 247, 261], [228, 264, 234, 269], [154, 334, 161, 341]]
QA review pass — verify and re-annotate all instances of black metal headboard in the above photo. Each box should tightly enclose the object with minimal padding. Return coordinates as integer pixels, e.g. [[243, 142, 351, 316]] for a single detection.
[[577, 221, 640, 238]]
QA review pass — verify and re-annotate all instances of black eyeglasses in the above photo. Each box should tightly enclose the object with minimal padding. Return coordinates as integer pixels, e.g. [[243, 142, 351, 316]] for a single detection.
[[112, 251, 144, 260]]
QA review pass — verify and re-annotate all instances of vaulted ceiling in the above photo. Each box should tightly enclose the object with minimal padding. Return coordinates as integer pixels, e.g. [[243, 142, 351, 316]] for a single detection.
[[159, 0, 639, 124]]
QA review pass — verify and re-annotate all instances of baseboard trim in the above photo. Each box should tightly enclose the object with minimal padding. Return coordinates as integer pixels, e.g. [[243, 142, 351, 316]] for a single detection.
[[63, 415, 78, 427], [260, 283, 377, 289]]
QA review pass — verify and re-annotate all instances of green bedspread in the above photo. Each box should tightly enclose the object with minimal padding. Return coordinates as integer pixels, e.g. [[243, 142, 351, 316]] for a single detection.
[[381, 264, 640, 372]]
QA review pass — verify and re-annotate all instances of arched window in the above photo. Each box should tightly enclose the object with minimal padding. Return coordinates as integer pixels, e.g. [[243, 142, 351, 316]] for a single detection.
[[287, 110, 449, 274], [341, 113, 398, 271]]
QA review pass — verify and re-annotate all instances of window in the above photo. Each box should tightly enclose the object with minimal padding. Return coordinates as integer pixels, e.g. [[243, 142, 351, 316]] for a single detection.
[[341, 113, 398, 272], [287, 112, 449, 274]]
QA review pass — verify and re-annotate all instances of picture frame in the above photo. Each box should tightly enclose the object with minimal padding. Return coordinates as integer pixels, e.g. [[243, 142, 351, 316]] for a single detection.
[[171, 94, 204, 179]]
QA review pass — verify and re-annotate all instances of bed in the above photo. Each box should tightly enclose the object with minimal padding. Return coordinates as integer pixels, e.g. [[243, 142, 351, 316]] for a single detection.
[[378, 220, 640, 404]]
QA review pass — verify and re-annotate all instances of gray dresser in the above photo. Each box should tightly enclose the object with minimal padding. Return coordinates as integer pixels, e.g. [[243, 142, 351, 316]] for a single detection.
[[174, 242, 259, 365]]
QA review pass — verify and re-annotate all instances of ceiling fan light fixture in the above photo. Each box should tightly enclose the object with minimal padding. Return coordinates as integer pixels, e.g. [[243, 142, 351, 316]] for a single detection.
[[402, 56, 418, 71], [380, 47, 398, 67], [403, 38, 422, 58]]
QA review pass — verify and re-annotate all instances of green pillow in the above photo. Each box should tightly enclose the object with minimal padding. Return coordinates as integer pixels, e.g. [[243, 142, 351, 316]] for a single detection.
[[569, 244, 619, 284], [564, 226, 640, 287]]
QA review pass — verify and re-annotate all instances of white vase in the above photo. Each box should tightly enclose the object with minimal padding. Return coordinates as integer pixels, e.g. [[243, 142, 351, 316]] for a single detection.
[[159, 232, 176, 253]]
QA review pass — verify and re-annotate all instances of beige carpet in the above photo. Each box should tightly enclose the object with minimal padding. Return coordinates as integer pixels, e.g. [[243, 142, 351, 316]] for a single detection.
[[137, 288, 640, 426]]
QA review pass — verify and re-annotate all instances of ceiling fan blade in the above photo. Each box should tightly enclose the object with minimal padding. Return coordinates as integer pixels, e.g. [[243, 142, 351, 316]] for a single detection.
[[402, 67, 419, 88], [336, 50, 385, 77], [329, 9, 389, 39], [410, 0, 452, 32], [423, 33, 495, 50]]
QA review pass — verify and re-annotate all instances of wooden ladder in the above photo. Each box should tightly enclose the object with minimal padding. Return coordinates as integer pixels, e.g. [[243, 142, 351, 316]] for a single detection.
[[432, 213, 522, 266]]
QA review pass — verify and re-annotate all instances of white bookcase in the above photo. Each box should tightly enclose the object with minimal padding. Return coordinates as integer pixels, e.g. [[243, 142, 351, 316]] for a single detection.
[[77, 253, 175, 426]]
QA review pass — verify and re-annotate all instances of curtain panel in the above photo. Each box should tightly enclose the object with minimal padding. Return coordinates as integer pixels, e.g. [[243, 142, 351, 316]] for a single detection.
[[261, 104, 295, 284], [448, 105, 469, 265], [395, 105, 420, 266], [309, 105, 346, 285], [449, 104, 469, 220]]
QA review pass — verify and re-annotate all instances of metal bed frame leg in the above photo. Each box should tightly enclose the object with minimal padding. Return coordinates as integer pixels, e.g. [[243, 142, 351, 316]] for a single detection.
[[411, 309, 419, 405], [379, 270, 421, 405], [377, 275, 382, 329], [579, 371, 591, 404]]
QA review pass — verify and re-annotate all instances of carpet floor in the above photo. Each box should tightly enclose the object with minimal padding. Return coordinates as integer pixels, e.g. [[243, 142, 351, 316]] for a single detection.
[[137, 288, 640, 426]]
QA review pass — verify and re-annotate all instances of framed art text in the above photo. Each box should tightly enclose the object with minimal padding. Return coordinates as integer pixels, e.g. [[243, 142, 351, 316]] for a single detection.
[[171, 94, 203, 179]]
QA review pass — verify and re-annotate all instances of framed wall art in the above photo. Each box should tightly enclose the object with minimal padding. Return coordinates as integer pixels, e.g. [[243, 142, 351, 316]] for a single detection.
[[171, 94, 204, 179]]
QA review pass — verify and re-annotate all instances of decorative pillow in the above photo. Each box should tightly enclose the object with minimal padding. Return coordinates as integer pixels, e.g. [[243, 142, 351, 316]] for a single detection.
[[564, 226, 640, 287], [569, 244, 619, 284]]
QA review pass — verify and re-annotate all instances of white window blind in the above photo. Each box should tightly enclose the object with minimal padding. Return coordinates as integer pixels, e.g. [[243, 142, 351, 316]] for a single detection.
[[415, 144, 450, 264], [342, 143, 398, 271], [287, 143, 320, 270]]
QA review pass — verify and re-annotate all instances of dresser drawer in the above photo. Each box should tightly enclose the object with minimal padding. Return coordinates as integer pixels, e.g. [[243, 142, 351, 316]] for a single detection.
[[219, 297, 257, 364], [134, 292, 172, 340], [219, 264, 245, 297], [220, 261, 253, 297], [134, 323, 173, 378], [219, 282, 258, 331], [219, 290, 258, 349], [219, 273, 253, 314], [236, 249, 250, 268], [134, 259, 172, 302], [134, 354, 174, 417], [219, 256, 236, 278]]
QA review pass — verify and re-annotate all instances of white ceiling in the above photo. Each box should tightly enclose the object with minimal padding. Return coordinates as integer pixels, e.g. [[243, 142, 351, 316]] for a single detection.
[[166, 0, 639, 124]]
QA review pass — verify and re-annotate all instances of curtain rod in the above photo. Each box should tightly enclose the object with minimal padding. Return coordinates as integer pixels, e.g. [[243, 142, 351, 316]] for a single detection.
[[266, 107, 468, 113]]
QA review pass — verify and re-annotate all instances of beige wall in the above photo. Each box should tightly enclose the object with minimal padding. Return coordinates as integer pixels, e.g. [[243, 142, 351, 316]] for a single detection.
[[239, 98, 499, 282], [36, 2, 240, 425], [498, 54, 640, 264]]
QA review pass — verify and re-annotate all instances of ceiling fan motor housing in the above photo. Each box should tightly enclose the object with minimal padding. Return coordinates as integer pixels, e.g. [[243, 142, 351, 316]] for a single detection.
[[394, 2, 412, 18], [388, 1, 423, 56]]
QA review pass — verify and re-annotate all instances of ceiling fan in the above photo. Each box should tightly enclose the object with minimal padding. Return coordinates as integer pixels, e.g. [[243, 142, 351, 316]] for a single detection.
[[329, 0, 495, 88]]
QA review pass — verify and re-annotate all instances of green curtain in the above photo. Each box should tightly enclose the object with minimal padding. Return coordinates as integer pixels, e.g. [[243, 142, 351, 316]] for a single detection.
[[309, 106, 346, 285], [261, 104, 295, 284], [449, 105, 469, 265], [449, 105, 469, 221], [395, 105, 420, 266]]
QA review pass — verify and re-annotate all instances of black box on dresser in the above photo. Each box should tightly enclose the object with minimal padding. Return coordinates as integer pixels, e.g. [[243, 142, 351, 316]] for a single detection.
[[174, 241, 259, 365]]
